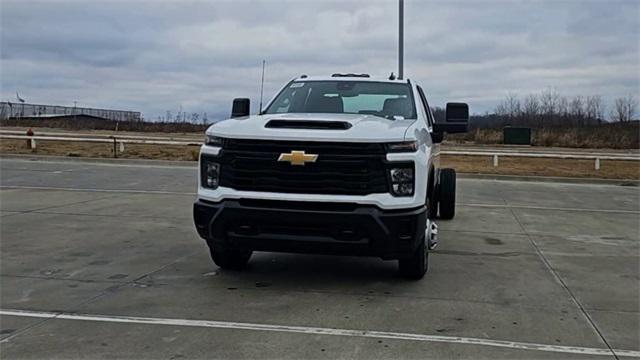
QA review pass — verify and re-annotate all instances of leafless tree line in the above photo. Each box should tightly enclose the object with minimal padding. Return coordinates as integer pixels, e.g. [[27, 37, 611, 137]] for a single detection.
[[157, 110, 210, 124], [494, 89, 637, 127]]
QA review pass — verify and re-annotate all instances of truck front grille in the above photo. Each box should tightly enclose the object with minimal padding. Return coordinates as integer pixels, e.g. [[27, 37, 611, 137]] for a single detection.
[[217, 139, 388, 195]]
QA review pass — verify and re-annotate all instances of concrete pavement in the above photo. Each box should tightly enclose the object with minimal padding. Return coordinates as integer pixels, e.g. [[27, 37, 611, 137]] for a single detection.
[[0, 158, 638, 359]]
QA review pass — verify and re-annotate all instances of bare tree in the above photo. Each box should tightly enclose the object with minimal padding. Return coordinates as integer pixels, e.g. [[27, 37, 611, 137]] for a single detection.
[[505, 93, 521, 121], [585, 95, 605, 123], [540, 88, 560, 126], [594, 95, 605, 122], [569, 95, 585, 125], [557, 96, 569, 121], [522, 94, 540, 125], [495, 102, 508, 117], [612, 95, 638, 122]]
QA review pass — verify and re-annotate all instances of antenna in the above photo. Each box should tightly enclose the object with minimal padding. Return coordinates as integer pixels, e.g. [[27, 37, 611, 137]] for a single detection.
[[259, 60, 266, 114], [398, 0, 404, 80]]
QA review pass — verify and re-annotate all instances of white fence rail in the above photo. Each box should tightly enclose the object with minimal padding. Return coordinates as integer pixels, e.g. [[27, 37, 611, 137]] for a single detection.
[[0, 133, 201, 158], [0, 129, 199, 142], [0, 134, 200, 146], [2, 133, 639, 170], [437, 151, 639, 170]]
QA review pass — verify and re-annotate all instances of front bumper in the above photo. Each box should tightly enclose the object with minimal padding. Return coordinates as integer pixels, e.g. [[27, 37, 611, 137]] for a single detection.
[[193, 199, 427, 260]]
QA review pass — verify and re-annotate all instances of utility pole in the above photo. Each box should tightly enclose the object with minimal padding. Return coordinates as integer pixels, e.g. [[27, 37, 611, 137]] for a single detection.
[[398, 0, 404, 80]]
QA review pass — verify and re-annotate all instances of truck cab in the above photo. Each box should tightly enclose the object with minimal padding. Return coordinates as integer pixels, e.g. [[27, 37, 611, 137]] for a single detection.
[[193, 74, 468, 279]]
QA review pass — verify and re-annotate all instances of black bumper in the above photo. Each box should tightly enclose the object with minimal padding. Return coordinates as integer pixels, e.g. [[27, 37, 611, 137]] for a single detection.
[[193, 199, 426, 260]]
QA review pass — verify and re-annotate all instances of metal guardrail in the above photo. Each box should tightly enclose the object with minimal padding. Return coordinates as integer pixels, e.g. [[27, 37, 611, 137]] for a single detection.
[[1, 132, 639, 169]]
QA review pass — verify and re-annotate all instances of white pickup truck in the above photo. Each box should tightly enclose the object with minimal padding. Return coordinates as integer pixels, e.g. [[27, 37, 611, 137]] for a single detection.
[[193, 73, 469, 279]]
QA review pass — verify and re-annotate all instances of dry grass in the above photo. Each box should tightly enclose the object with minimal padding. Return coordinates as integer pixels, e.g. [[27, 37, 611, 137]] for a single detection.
[[0, 139, 200, 161], [1, 118, 207, 133], [2, 138, 638, 180], [440, 155, 639, 180], [447, 122, 640, 149]]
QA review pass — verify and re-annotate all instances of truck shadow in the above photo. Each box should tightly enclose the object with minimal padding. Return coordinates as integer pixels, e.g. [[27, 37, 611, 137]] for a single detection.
[[215, 252, 409, 286]]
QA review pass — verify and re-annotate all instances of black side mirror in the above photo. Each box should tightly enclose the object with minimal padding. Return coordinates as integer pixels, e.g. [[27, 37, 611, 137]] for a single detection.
[[231, 98, 250, 118], [433, 102, 469, 134], [431, 132, 444, 144]]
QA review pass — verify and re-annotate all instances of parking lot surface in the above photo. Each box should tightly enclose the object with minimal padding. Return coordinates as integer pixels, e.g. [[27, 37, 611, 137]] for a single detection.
[[1, 157, 638, 359]]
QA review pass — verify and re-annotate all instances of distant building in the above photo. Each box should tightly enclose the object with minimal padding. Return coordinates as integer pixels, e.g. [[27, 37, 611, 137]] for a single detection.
[[0, 102, 141, 122]]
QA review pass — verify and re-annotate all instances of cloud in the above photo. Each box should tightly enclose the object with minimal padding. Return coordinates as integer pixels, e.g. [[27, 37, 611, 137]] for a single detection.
[[1, 0, 638, 120]]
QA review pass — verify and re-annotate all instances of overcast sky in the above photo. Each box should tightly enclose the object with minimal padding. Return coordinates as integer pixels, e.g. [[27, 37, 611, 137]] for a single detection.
[[1, 0, 638, 121]]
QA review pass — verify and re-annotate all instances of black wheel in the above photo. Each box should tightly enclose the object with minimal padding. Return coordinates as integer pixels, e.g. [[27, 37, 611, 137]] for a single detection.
[[207, 241, 252, 270], [438, 168, 456, 220], [398, 239, 429, 280]]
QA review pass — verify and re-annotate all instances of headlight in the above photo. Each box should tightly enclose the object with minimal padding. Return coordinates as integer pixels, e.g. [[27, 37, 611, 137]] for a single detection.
[[386, 141, 417, 152], [389, 165, 414, 197], [205, 134, 223, 147], [201, 157, 220, 189]]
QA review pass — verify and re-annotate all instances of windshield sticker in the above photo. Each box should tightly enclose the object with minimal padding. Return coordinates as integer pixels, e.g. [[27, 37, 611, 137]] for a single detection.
[[290, 82, 304, 88]]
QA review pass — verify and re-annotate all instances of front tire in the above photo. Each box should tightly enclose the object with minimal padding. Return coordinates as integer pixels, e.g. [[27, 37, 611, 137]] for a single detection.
[[438, 168, 457, 220], [207, 242, 252, 270], [398, 239, 429, 279]]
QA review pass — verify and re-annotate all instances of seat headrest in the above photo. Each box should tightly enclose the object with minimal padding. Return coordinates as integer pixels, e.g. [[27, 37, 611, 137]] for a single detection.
[[383, 97, 411, 118], [306, 96, 343, 113]]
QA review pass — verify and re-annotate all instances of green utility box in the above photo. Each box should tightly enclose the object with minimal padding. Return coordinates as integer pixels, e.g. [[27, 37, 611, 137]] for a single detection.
[[503, 127, 532, 145]]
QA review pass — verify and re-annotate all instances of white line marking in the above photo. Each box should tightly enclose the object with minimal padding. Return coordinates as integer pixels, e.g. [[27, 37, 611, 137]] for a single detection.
[[1, 309, 638, 357], [461, 203, 640, 214], [0, 185, 194, 195]]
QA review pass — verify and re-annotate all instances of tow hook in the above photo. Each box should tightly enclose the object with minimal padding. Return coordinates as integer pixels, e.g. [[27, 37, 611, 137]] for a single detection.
[[426, 219, 439, 250]]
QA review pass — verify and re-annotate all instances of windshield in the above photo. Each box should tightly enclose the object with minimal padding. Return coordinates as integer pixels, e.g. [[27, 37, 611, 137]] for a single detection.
[[264, 81, 416, 120]]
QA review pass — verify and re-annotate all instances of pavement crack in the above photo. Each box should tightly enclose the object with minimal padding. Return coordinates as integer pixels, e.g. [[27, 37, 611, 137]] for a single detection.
[[66, 250, 201, 310], [0, 274, 128, 285], [503, 202, 621, 360], [1, 193, 123, 216]]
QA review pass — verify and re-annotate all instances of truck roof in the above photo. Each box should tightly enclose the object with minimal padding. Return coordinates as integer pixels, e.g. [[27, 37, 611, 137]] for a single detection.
[[293, 74, 410, 84]]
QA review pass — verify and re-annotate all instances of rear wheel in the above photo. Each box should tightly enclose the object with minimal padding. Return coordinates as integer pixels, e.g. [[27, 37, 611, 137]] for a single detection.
[[398, 239, 428, 279], [438, 168, 456, 220], [207, 242, 252, 270]]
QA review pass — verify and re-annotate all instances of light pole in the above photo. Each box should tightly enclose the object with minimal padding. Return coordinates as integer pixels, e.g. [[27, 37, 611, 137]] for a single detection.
[[398, 0, 404, 80]]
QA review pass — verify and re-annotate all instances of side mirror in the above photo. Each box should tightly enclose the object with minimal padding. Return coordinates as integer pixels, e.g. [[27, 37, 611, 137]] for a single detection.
[[433, 102, 469, 134], [431, 132, 444, 144], [231, 98, 250, 118]]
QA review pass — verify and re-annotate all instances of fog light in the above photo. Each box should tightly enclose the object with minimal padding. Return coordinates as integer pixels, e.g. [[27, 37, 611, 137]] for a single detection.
[[392, 183, 414, 196]]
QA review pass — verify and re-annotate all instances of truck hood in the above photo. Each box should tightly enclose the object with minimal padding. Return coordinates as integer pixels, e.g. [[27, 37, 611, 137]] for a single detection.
[[206, 113, 416, 142]]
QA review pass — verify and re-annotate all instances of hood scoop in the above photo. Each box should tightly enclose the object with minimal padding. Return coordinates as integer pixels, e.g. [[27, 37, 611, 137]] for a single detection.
[[265, 119, 352, 130]]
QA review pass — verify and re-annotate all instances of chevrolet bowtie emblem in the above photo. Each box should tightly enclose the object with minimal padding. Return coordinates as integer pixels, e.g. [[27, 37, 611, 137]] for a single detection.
[[278, 150, 318, 166]]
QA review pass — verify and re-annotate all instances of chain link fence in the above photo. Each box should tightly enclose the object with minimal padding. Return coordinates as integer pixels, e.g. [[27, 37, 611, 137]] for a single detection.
[[0, 102, 141, 122]]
